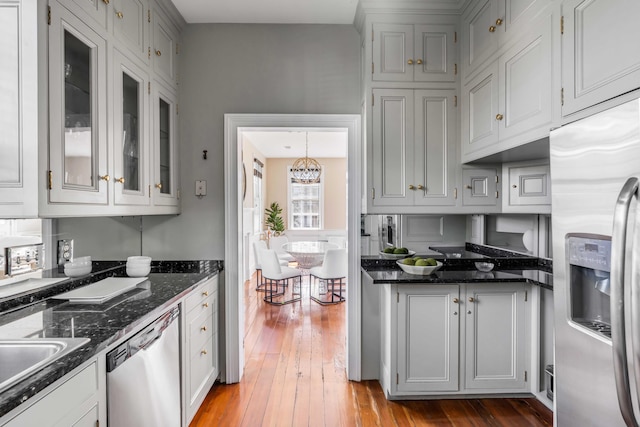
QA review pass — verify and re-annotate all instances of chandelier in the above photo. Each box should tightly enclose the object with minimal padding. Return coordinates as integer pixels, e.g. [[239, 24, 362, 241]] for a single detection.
[[291, 132, 321, 184]]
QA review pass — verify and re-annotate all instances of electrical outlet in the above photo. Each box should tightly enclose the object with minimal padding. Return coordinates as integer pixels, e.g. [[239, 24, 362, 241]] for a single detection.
[[57, 239, 73, 266], [195, 180, 207, 196]]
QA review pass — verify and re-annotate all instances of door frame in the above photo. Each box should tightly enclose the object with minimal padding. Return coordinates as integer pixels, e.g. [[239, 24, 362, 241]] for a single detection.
[[224, 113, 362, 383]]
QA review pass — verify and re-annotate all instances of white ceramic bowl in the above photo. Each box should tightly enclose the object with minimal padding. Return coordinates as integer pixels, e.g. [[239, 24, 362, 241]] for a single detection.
[[127, 256, 152, 265], [396, 260, 442, 275], [379, 250, 416, 259], [64, 264, 92, 277], [71, 256, 91, 264], [126, 264, 151, 277], [475, 262, 495, 272]]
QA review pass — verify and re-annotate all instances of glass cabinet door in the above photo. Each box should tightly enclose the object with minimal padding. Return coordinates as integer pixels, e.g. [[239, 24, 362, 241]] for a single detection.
[[153, 82, 178, 206], [48, 5, 107, 204], [114, 49, 149, 206]]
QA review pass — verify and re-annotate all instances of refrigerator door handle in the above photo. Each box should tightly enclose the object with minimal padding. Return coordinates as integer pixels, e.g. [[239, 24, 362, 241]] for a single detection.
[[611, 177, 639, 427]]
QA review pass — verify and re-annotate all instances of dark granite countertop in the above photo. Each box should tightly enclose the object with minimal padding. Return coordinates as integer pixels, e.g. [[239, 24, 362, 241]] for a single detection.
[[0, 260, 223, 419]]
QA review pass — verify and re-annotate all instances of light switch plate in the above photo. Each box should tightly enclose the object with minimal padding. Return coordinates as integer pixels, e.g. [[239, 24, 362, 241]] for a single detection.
[[195, 180, 207, 196]]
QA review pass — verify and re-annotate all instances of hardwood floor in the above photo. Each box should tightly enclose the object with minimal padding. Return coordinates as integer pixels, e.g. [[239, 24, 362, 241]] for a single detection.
[[191, 275, 553, 426]]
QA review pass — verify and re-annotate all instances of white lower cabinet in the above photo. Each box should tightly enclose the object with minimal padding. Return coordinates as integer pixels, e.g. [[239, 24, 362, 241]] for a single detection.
[[183, 275, 219, 424], [382, 282, 530, 397], [2, 359, 106, 427]]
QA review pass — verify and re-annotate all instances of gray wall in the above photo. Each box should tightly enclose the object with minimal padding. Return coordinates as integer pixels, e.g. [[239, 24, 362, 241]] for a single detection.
[[58, 24, 361, 260]]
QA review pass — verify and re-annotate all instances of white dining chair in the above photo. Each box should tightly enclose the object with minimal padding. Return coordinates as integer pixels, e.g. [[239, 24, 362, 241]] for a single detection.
[[260, 249, 302, 305], [253, 241, 286, 291], [269, 235, 295, 263], [309, 248, 347, 305]]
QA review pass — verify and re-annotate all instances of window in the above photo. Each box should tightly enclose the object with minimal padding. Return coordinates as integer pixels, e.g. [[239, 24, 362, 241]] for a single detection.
[[288, 166, 323, 230], [253, 158, 263, 234]]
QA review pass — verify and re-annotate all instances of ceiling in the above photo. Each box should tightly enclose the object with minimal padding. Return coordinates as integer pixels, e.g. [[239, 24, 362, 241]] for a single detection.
[[242, 130, 348, 158], [170, 0, 359, 24]]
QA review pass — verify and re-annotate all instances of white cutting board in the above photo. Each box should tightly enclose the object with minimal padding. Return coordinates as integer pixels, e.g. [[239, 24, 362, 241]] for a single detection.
[[55, 277, 148, 304]]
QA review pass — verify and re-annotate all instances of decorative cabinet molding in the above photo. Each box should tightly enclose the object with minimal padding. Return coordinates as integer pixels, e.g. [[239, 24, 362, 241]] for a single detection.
[[502, 160, 551, 213], [0, 0, 38, 218], [461, 167, 500, 210], [112, 0, 149, 65], [152, 7, 179, 88]]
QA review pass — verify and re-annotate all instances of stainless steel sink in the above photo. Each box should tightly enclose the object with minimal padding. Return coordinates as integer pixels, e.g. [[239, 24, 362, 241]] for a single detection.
[[0, 338, 90, 393]]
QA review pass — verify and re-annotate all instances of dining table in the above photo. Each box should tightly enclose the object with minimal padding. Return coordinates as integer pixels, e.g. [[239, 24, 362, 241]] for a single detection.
[[281, 241, 339, 269]]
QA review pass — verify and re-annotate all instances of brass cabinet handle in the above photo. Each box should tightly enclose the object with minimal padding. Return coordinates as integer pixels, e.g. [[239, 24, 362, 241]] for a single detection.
[[407, 59, 414, 65], [99, 174, 110, 182], [203, 302, 209, 308], [155, 183, 162, 189], [155, 49, 162, 57], [202, 291, 209, 296], [201, 349, 207, 355], [468, 297, 475, 302], [115, 177, 125, 184], [489, 25, 496, 32], [201, 326, 207, 332], [116, 11, 123, 19], [417, 185, 424, 190], [496, 18, 503, 26], [453, 298, 459, 303], [496, 113, 504, 121], [102, 0, 109, 4], [416, 59, 423, 65], [409, 184, 416, 190]]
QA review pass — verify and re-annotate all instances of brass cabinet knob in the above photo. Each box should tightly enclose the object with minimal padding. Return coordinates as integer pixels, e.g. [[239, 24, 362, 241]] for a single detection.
[[201, 326, 207, 332], [201, 349, 207, 355], [417, 184, 424, 190], [453, 297, 459, 303], [115, 177, 125, 184], [99, 174, 110, 182], [468, 310, 472, 314], [407, 59, 414, 65], [489, 25, 496, 32], [116, 11, 124, 19], [496, 18, 503, 26], [202, 291, 209, 296], [203, 302, 209, 308], [468, 297, 475, 302], [465, 185, 472, 189], [496, 113, 504, 121], [416, 59, 423, 65], [155, 183, 162, 189], [102, 0, 109, 4], [155, 49, 162, 56], [409, 184, 416, 190]]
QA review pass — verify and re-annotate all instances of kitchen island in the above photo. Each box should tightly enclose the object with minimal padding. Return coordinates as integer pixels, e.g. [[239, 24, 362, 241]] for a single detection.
[[0, 260, 222, 424]]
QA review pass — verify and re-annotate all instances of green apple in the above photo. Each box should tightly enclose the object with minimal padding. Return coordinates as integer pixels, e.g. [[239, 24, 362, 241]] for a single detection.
[[383, 247, 395, 253], [393, 247, 409, 254], [402, 258, 416, 265], [424, 258, 437, 266], [414, 259, 429, 266]]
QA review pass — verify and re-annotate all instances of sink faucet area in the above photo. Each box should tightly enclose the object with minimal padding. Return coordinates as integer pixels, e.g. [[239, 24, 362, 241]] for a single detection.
[[0, 338, 90, 394]]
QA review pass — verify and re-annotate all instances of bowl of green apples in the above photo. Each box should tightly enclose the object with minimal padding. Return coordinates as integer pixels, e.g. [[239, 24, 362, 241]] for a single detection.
[[396, 257, 443, 275]]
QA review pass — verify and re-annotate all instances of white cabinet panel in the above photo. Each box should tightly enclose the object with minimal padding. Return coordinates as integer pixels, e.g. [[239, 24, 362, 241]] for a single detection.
[[463, 0, 499, 77], [463, 62, 499, 155], [152, 8, 178, 87], [66, 0, 109, 29], [503, 160, 551, 212], [414, 24, 457, 83], [373, 24, 413, 82], [462, 167, 499, 207], [112, 0, 148, 64]]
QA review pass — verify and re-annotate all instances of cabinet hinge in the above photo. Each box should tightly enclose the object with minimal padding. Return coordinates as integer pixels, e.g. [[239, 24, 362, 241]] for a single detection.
[[454, 31, 457, 43], [397, 292, 400, 303], [454, 187, 458, 199], [177, 190, 181, 200], [560, 16, 564, 35], [148, 82, 151, 94], [396, 372, 399, 384], [47, 170, 53, 190], [454, 63, 458, 75], [176, 43, 180, 55], [453, 95, 457, 107], [495, 190, 499, 198], [561, 87, 564, 106], [495, 175, 499, 183], [524, 371, 528, 382], [372, 92, 374, 107], [148, 185, 151, 198], [148, 47, 151, 59], [372, 62, 374, 75], [96, 420, 99, 427], [371, 28, 374, 42], [525, 290, 528, 302], [148, 9, 151, 23], [176, 104, 179, 115], [372, 188, 375, 199], [47, 6, 51, 25]]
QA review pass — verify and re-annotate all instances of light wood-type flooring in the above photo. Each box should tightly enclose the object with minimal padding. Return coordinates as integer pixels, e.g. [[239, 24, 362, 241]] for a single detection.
[[191, 274, 553, 426]]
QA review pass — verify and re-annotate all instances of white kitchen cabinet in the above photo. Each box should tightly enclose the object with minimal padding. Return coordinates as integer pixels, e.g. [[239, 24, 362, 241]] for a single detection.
[[372, 23, 456, 83], [66, 0, 109, 30], [461, 0, 551, 81], [152, 81, 180, 207], [369, 88, 457, 213], [461, 11, 553, 162], [396, 285, 460, 393], [112, 0, 149, 65], [464, 283, 529, 390], [0, 0, 38, 218], [152, 6, 179, 88], [461, 167, 500, 209], [503, 160, 550, 213], [2, 359, 106, 427], [184, 275, 219, 424], [561, 0, 640, 119], [113, 48, 151, 207]]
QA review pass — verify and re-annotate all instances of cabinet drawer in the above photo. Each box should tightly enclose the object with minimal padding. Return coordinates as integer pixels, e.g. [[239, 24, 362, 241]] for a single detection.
[[189, 308, 214, 356], [189, 336, 215, 400], [185, 277, 217, 314]]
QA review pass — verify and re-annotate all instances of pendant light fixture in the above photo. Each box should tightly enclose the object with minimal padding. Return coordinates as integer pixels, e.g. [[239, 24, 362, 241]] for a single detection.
[[291, 132, 321, 184]]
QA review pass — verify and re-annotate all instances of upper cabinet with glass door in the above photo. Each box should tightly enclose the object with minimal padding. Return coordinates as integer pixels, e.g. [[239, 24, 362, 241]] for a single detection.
[[152, 81, 179, 207]]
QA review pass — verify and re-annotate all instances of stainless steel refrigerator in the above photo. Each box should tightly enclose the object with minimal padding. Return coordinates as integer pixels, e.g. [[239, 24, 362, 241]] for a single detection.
[[550, 97, 640, 426]]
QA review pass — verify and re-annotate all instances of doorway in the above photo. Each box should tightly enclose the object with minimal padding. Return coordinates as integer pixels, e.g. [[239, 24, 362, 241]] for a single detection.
[[224, 114, 361, 383]]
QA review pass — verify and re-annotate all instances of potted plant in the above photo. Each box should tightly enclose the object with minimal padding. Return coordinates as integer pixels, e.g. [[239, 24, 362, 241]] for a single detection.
[[265, 202, 285, 236]]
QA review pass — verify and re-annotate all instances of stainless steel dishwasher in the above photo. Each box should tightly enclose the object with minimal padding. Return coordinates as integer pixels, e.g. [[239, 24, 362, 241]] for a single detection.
[[106, 305, 181, 427]]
